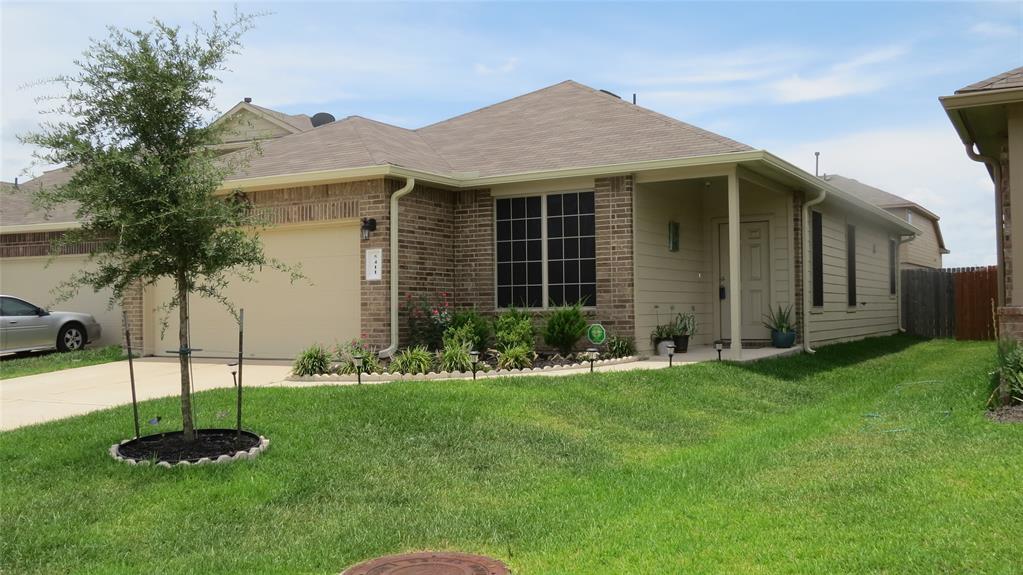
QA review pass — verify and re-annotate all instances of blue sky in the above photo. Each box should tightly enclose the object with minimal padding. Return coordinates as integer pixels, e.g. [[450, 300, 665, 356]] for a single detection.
[[2, 1, 1021, 266]]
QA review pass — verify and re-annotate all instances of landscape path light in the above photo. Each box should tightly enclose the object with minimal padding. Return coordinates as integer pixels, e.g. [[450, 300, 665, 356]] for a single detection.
[[714, 340, 723, 361], [586, 347, 599, 373], [353, 353, 364, 385], [666, 342, 676, 367], [470, 350, 481, 380]]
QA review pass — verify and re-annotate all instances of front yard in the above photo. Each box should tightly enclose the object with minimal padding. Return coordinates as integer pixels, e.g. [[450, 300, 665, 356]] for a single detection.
[[1, 335, 1019, 574], [0, 345, 124, 380]]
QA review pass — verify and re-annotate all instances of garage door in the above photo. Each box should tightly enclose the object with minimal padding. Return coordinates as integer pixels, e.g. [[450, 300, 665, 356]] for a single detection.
[[151, 223, 360, 359], [0, 255, 122, 347]]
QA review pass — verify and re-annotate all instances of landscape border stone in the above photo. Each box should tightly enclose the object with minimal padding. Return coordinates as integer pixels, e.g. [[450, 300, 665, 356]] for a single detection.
[[109, 433, 270, 467], [285, 355, 640, 382]]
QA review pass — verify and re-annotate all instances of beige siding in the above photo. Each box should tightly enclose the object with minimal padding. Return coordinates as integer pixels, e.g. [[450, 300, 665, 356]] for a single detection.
[[0, 255, 123, 346], [809, 203, 899, 345], [888, 207, 943, 269], [220, 109, 292, 143]]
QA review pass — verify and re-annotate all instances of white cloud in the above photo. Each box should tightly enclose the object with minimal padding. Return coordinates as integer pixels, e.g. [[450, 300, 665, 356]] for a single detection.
[[969, 22, 1019, 39], [770, 45, 907, 103], [771, 127, 997, 267], [474, 57, 520, 76]]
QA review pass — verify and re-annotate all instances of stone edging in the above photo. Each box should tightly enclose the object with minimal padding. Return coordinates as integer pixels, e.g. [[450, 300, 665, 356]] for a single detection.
[[108, 435, 271, 467], [286, 355, 640, 382]]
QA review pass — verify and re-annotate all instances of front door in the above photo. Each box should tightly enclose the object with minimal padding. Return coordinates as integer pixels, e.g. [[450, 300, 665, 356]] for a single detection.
[[718, 221, 771, 341]]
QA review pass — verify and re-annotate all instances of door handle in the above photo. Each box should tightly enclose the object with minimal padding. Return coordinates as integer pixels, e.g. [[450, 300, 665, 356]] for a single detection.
[[8, 321, 17, 325]]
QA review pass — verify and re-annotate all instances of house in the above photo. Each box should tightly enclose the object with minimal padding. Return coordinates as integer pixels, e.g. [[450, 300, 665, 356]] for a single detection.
[[941, 66, 1023, 339], [822, 174, 948, 269], [1, 81, 918, 359]]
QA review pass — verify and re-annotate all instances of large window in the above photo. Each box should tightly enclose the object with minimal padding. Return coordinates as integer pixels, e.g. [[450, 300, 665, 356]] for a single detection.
[[889, 238, 897, 296], [495, 191, 596, 308], [811, 211, 823, 308], [847, 224, 857, 307]]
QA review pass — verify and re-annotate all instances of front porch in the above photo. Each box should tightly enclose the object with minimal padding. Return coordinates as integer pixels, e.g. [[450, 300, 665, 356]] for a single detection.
[[632, 165, 800, 358]]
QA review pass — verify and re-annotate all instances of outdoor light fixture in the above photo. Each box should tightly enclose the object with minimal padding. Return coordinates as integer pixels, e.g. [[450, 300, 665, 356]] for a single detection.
[[666, 342, 676, 367], [353, 353, 365, 385], [360, 217, 377, 240], [714, 340, 723, 361], [586, 347, 599, 373], [470, 350, 480, 380]]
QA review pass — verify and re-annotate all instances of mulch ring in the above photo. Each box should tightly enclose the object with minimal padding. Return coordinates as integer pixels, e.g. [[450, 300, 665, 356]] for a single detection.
[[115, 428, 262, 464], [341, 551, 509, 575], [986, 404, 1023, 423]]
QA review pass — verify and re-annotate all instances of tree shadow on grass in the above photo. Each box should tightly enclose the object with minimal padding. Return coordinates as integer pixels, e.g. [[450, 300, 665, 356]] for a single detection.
[[731, 334, 930, 382]]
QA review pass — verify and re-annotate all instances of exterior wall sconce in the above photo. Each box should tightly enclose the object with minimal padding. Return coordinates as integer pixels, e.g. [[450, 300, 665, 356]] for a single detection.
[[714, 340, 723, 361], [361, 217, 377, 240]]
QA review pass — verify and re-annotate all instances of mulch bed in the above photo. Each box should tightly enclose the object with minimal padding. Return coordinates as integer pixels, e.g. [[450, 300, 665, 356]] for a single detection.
[[986, 404, 1023, 423], [117, 428, 261, 463]]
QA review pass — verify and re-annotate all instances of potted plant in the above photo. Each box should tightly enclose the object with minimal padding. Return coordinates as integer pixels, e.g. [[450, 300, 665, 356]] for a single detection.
[[762, 305, 797, 348], [651, 323, 675, 356], [673, 312, 698, 353]]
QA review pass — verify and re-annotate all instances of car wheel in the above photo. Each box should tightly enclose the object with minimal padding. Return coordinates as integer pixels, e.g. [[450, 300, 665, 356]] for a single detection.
[[57, 324, 85, 352]]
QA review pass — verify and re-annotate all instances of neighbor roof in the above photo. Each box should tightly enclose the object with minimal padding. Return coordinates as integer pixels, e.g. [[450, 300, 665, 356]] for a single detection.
[[0, 167, 79, 227], [957, 66, 1023, 94], [246, 102, 314, 132], [226, 80, 753, 181], [824, 174, 946, 252]]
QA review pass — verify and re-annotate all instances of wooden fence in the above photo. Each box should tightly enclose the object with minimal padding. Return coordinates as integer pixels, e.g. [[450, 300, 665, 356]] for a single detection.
[[900, 266, 997, 340]]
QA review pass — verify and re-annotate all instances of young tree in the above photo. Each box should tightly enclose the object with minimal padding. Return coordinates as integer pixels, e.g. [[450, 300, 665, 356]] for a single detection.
[[22, 12, 289, 441]]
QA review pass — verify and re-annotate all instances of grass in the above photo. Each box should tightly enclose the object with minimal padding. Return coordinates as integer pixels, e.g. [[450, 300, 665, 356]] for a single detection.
[[0, 345, 124, 380], [1, 335, 1020, 574]]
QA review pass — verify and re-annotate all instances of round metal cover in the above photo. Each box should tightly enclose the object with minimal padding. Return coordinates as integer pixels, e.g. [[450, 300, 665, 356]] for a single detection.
[[341, 551, 509, 575]]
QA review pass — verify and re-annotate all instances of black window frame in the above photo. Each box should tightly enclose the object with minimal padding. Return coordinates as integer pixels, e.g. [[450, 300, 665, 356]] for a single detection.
[[494, 190, 597, 309], [811, 211, 823, 308], [888, 238, 897, 296], [847, 224, 857, 307]]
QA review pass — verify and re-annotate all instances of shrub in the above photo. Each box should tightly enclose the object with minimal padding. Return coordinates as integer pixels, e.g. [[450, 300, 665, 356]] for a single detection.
[[543, 303, 588, 355], [389, 345, 435, 375], [443, 322, 477, 349], [438, 340, 474, 373], [334, 338, 383, 374], [494, 308, 535, 352], [761, 305, 794, 334], [991, 338, 1023, 406], [293, 344, 331, 376], [496, 344, 535, 370], [675, 311, 698, 336], [401, 292, 452, 350], [605, 335, 636, 359], [450, 309, 491, 351]]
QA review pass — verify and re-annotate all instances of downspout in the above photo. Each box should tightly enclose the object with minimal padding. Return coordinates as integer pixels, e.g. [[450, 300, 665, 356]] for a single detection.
[[964, 142, 1005, 306], [378, 176, 416, 359], [802, 187, 826, 353], [896, 234, 915, 332]]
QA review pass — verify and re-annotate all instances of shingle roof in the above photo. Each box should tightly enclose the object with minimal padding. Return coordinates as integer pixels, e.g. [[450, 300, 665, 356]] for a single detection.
[[957, 66, 1023, 93], [229, 80, 753, 181], [824, 174, 946, 250], [0, 167, 79, 227]]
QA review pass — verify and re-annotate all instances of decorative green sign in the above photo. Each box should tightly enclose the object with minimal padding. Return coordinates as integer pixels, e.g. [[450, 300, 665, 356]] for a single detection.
[[586, 323, 607, 345]]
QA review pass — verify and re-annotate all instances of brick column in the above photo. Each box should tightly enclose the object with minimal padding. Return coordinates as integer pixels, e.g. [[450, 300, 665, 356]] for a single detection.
[[453, 188, 495, 312], [360, 180, 392, 351], [793, 193, 804, 344], [121, 282, 144, 354], [594, 174, 635, 340], [998, 305, 1023, 341]]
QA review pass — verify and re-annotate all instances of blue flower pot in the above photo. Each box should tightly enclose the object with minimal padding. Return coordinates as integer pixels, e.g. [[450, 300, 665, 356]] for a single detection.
[[771, 330, 796, 349]]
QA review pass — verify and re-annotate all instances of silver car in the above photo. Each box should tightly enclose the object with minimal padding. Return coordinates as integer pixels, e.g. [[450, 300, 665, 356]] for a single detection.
[[0, 295, 102, 353]]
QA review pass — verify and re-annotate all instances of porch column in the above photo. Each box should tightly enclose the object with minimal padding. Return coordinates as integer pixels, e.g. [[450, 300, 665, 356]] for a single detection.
[[728, 169, 742, 359]]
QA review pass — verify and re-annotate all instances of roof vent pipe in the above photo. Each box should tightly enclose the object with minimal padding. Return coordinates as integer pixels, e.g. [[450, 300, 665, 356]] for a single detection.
[[244, 97, 252, 103], [378, 176, 416, 359]]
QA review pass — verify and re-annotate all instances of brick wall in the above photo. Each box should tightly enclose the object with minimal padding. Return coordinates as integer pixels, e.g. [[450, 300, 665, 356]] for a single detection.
[[121, 282, 144, 353], [0, 231, 103, 258], [793, 193, 804, 344], [593, 175, 636, 339], [452, 189, 495, 312], [998, 305, 1023, 341]]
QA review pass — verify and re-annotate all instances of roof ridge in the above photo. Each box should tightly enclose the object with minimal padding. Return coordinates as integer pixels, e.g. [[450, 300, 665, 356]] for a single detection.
[[349, 116, 457, 172], [343, 117, 385, 166], [416, 80, 578, 131]]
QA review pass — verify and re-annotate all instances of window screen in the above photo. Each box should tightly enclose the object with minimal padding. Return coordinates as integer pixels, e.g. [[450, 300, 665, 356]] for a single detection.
[[811, 211, 823, 307], [547, 191, 596, 307], [496, 196, 543, 308]]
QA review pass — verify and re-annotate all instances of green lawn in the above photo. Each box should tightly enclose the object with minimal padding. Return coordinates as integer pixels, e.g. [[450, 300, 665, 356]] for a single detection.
[[0, 345, 124, 380], [1, 336, 1019, 574]]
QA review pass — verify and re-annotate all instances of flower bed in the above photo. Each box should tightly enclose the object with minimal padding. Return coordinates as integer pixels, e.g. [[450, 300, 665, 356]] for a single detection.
[[286, 355, 639, 382]]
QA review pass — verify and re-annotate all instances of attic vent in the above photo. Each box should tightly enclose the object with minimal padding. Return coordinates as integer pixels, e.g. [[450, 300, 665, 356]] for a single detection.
[[311, 112, 336, 127], [599, 89, 621, 99]]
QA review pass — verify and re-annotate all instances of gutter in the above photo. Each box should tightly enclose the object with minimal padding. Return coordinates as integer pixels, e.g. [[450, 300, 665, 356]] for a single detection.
[[378, 176, 416, 359], [801, 187, 826, 354]]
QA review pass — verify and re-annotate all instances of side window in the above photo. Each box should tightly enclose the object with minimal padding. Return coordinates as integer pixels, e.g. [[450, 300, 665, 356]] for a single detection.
[[889, 239, 897, 295], [847, 224, 857, 307], [0, 297, 39, 316], [811, 211, 823, 307]]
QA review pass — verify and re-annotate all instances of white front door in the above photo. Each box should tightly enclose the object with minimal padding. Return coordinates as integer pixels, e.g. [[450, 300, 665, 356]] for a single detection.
[[719, 221, 771, 340]]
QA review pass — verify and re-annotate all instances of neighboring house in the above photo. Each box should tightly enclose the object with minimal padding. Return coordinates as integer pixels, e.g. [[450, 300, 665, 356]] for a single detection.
[[941, 66, 1023, 339], [823, 174, 948, 269], [1, 81, 917, 359]]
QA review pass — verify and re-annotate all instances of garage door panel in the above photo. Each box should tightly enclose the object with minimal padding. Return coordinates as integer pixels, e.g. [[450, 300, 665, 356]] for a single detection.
[[153, 224, 360, 359]]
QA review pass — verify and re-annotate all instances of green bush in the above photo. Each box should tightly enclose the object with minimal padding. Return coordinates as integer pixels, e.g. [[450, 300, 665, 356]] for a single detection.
[[497, 344, 535, 370], [449, 309, 491, 351], [543, 303, 587, 355], [334, 339, 383, 374], [293, 344, 331, 376], [992, 338, 1023, 406], [401, 292, 452, 350], [443, 322, 476, 349], [494, 308, 535, 352], [605, 335, 636, 359], [438, 340, 474, 373], [389, 345, 435, 375]]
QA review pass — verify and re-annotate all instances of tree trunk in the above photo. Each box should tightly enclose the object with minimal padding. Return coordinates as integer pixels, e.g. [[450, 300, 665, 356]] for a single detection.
[[177, 271, 195, 441]]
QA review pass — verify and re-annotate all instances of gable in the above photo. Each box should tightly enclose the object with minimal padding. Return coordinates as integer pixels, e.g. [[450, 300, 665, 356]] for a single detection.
[[219, 108, 297, 144]]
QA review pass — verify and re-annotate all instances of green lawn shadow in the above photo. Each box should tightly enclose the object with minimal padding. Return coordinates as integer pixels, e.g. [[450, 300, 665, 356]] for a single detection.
[[731, 334, 930, 382]]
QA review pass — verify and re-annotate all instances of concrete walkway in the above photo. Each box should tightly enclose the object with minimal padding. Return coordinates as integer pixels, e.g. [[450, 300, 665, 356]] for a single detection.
[[0, 345, 798, 430]]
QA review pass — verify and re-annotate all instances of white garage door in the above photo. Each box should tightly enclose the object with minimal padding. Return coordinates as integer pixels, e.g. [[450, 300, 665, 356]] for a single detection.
[[0, 255, 123, 347], [151, 223, 361, 359]]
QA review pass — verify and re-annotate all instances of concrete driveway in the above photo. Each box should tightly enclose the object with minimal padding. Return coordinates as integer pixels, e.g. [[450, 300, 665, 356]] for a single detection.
[[1, 358, 292, 431]]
